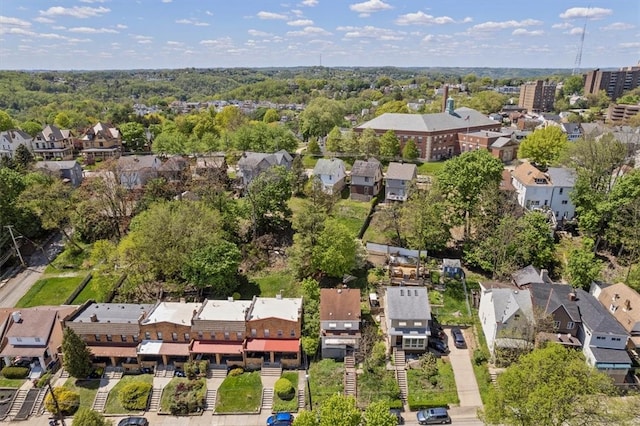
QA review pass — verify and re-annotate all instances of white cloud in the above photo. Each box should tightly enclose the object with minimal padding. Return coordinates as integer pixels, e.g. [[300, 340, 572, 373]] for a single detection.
[[620, 42, 640, 48], [349, 0, 392, 17], [512, 28, 544, 36], [287, 26, 331, 36], [559, 7, 612, 20], [395, 11, 456, 26], [248, 29, 271, 37], [566, 27, 585, 35], [161, 0, 172, 3], [39, 6, 110, 18], [337, 25, 404, 41], [33, 17, 54, 24], [176, 19, 209, 26], [462, 17, 473, 23], [0, 16, 31, 27], [470, 19, 543, 32], [205, 11, 213, 16], [291, 10, 303, 17], [166, 41, 183, 46], [288, 19, 313, 26], [133, 35, 153, 42], [422, 34, 434, 42], [79, 0, 107, 3], [116, 24, 127, 29], [301, 0, 318, 6], [257, 11, 288, 20], [52, 26, 66, 30], [138, 39, 152, 44], [200, 37, 234, 48], [601, 22, 635, 31], [552, 22, 572, 29], [68, 27, 118, 34]]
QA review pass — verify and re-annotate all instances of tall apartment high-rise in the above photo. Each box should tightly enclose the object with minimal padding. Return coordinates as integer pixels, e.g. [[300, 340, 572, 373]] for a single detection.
[[584, 63, 640, 101], [518, 80, 556, 113]]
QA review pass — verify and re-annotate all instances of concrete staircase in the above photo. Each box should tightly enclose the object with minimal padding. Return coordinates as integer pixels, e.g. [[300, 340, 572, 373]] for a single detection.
[[14, 388, 39, 420], [297, 385, 306, 409], [7, 389, 27, 419], [59, 369, 70, 379], [204, 389, 217, 411], [208, 368, 228, 379], [91, 391, 108, 412], [105, 367, 123, 380], [261, 365, 282, 377], [147, 387, 162, 412], [32, 388, 47, 416], [344, 356, 357, 398], [165, 365, 175, 377], [261, 388, 274, 411], [393, 349, 408, 403]]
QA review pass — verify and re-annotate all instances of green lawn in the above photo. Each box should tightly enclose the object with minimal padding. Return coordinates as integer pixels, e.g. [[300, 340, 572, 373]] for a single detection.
[[62, 378, 101, 410], [431, 280, 474, 325], [16, 276, 84, 308], [407, 360, 459, 410], [357, 368, 402, 409], [361, 208, 396, 245], [248, 270, 299, 298], [415, 161, 446, 176], [272, 372, 300, 412], [104, 374, 153, 414], [72, 273, 116, 304], [215, 372, 262, 413], [308, 359, 344, 408], [160, 378, 207, 414], [302, 155, 319, 169], [46, 243, 92, 271], [0, 378, 25, 388], [332, 199, 371, 238]]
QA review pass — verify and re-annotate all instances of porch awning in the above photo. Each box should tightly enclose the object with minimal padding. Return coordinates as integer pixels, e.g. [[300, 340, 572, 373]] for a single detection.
[[191, 341, 243, 355], [0, 345, 46, 358], [246, 339, 299, 353], [324, 338, 358, 346], [88, 345, 137, 358], [137, 340, 189, 357]]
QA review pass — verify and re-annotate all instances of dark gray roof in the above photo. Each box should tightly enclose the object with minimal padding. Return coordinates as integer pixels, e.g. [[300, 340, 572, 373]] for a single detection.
[[1, 129, 32, 141], [386, 162, 417, 180], [35, 161, 79, 171], [547, 167, 576, 187], [574, 289, 629, 335], [158, 156, 188, 172], [238, 150, 292, 169], [385, 287, 430, 320], [491, 137, 515, 148], [351, 159, 381, 178], [70, 303, 154, 324], [561, 123, 581, 134], [39, 124, 70, 141], [357, 107, 496, 133], [590, 346, 632, 364], [529, 283, 581, 322], [512, 265, 547, 287], [117, 155, 159, 170]]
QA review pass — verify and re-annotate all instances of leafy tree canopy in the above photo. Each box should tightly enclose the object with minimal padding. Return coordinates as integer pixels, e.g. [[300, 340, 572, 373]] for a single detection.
[[62, 328, 93, 379], [518, 126, 569, 170]]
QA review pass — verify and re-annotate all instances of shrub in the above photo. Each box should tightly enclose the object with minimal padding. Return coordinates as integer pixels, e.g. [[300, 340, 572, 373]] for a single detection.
[[36, 372, 53, 388], [420, 353, 438, 378], [274, 378, 295, 400], [168, 379, 206, 415], [229, 367, 244, 377], [118, 381, 152, 411], [45, 387, 80, 415], [72, 407, 110, 426], [184, 362, 198, 380], [1, 366, 29, 379], [473, 349, 488, 366]]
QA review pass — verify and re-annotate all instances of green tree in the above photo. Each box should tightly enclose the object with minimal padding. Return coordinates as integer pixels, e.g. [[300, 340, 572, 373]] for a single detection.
[[566, 238, 602, 290], [379, 130, 400, 159], [374, 100, 409, 116], [53, 112, 72, 129], [299, 97, 345, 140], [215, 105, 247, 132], [307, 138, 321, 155], [312, 219, 357, 278], [72, 407, 112, 426], [467, 91, 507, 114], [401, 189, 451, 253], [246, 165, 293, 238], [483, 344, 615, 426], [62, 328, 93, 379], [518, 126, 569, 170], [263, 108, 280, 123], [402, 138, 419, 160], [152, 131, 188, 154], [325, 126, 343, 153], [517, 211, 556, 269], [182, 241, 242, 297], [20, 121, 42, 137], [300, 278, 321, 357], [318, 394, 361, 426], [363, 400, 398, 426], [359, 128, 380, 157], [13, 144, 34, 170], [119, 122, 147, 152], [293, 410, 318, 426], [0, 168, 40, 238], [0, 110, 15, 131], [563, 75, 584, 96], [436, 149, 504, 239]]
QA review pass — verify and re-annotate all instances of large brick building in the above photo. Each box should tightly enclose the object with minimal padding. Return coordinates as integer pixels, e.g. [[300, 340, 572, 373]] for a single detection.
[[355, 99, 500, 161], [584, 63, 640, 101], [518, 80, 556, 113]]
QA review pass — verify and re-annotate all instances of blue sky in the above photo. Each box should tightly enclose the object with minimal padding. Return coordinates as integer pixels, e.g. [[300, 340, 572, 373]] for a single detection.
[[0, 0, 638, 70]]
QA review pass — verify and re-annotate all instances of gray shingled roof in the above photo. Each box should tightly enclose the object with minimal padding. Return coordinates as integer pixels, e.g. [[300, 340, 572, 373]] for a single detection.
[[117, 155, 159, 170], [574, 289, 629, 335], [351, 159, 381, 178], [313, 158, 345, 176], [385, 287, 430, 320], [529, 283, 581, 322], [357, 107, 495, 133], [71, 303, 154, 323], [590, 346, 632, 364], [547, 167, 576, 187], [512, 265, 547, 287], [386, 162, 417, 180], [491, 137, 514, 148], [35, 161, 79, 171], [489, 288, 534, 323]]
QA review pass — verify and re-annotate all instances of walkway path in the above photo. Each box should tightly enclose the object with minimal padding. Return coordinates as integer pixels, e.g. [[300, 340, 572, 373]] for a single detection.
[[446, 328, 483, 408]]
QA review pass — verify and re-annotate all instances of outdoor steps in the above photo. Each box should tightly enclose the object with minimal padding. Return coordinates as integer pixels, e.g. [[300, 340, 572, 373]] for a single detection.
[[32, 388, 47, 416], [59, 369, 70, 379], [344, 356, 357, 398], [344, 356, 356, 369], [396, 369, 408, 402], [208, 368, 228, 379], [8, 389, 27, 419], [91, 391, 108, 413], [297, 387, 305, 409], [261, 366, 282, 377], [490, 372, 499, 384], [105, 367, 123, 380], [154, 367, 165, 378], [14, 388, 39, 420], [164, 365, 175, 378], [147, 387, 162, 412], [394, 349, 406, 368], [261, 388, 274, 411], [204, 389, 217, 411]]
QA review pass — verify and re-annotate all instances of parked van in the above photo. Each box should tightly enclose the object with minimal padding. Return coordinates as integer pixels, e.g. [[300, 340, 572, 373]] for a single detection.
[[416, 407, 451, 424]]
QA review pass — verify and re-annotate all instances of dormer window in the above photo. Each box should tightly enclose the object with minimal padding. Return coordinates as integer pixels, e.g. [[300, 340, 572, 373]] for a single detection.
[[610, 304, 618, 313]]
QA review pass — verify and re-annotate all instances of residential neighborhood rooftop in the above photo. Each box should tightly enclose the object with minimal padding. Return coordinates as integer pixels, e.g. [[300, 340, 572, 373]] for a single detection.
[[70, 302, 154, 324], [247, 297, 302, 321], [319, 288, 361, 321], [385, 287, 430, 320], [386, 162, 417, 181], [196, 299, 253, 322], [142, 301, 202, 325]]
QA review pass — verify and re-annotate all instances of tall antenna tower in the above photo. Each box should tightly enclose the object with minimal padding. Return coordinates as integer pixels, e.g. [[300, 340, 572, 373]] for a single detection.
[[572, 18, 588, 75]]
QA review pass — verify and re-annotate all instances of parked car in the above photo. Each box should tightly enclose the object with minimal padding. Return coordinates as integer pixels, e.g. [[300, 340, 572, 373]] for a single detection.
[[428, 336, 449, 354], [117, 417, 149, 426], [390, 408, 404, 424], [267, 412, 294, 426], [416, 407, 451, 424], [451, 327, 466, 348]]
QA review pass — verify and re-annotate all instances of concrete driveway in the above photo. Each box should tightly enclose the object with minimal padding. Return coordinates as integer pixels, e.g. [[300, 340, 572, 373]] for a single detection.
[[446, 327, 483, 408]]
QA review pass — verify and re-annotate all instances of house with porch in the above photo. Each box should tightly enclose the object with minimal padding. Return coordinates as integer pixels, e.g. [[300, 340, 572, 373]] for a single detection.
[[237, 150, 293, 186], [116, 155, 161, 189], [190, 298, 252, 367], [319, 288, 361, 359], [384, 287, 431, 354], [385, 162, 417, 202], [511, 163, 576, 220], [138, 301, 202, 369], [350, 158, 383, 201], [35, 160, 83, 187], [0, 307, 73, 378], [592, 282, 640, 354], [245, 296, 302, 369], [32, 125, 74, 160], [312, 158, 347, 194], [63, 302, 153, 371], [78, 122, 122, 161], [0, 129, 32, 159]]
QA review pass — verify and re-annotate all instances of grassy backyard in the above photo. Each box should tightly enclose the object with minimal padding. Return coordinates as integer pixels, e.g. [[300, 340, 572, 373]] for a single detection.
[[308, 359, 344, 408], [215, 372, 262, 413], [272, 371, 300, 412], [248, 270, 299, 298], [415, 161, 446, 176], [430, 280, 474, 325], [104, 374, 153, 414], [407, 360, 459, 410], [357, 368, 402, 409], [0, 378, 25, 388], [16, 276, 84, 308], [71, 273, 117, 304], [332, 199, 371, 238], [62, 378, 101, 410]]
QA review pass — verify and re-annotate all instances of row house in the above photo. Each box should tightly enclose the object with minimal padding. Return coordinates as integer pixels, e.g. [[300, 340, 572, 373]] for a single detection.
[[32, 125, 74, 160], [320, 288, 361, 359]]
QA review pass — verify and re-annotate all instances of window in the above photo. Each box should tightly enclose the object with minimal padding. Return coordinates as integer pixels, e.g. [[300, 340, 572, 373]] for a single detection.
[[172, 333, 178, 341], [553, 321, 560, 329], [413, 321, 423, 327], [133, 334, 139, 342], [224, 331, 230, 340], [198, 332, 203, 339], [398, 321, 407, 327], [264, 329, 270, 337], [210, 332, 216, 339], [121, 335, 127, 342], [329, 323, 337, 329], [402, 337, 426, 350], [561, 200, 568, 205], [596, 336, 606, 340], [106, 335, 113, 342], [184, 333, 190, 341], [157, 332, 163, 340], [251, 329, 257, 337], [559, 188, 564, 194], [34, 337, 41, 343], [145, 332, 151, 340], [364, 177, 370, 183], [95, 334, 101, 342], [277, 330, 283, 337], [612, 337, 621, 342], [236, 332, 243, 340], [567, 322, 575, 329], [344, 323, 353, 329], [514, 314, 520, 320], [290, 329, 296, 337], [610, 304, 618, 313]]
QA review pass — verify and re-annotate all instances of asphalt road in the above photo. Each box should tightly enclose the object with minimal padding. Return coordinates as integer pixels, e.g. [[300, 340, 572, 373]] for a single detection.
[[0, 233, 63, 308]]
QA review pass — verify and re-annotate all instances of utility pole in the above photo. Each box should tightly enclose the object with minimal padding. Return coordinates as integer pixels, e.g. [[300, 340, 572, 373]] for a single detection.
[[46, 379, 66, 426], [4, 226, 25, 267]]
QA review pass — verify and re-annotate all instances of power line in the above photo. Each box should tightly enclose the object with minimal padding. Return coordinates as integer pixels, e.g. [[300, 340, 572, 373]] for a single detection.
[[4, 226, 25, 267]]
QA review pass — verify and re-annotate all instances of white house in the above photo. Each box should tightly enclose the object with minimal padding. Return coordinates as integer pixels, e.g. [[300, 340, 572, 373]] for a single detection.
[[0, 129, 33, 159], [478, 283, 534, 357], [312, 158, 347, 194], [511, 162, 576, 219], [116, 155, 161, 189], [385, 162, 417, 202]]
